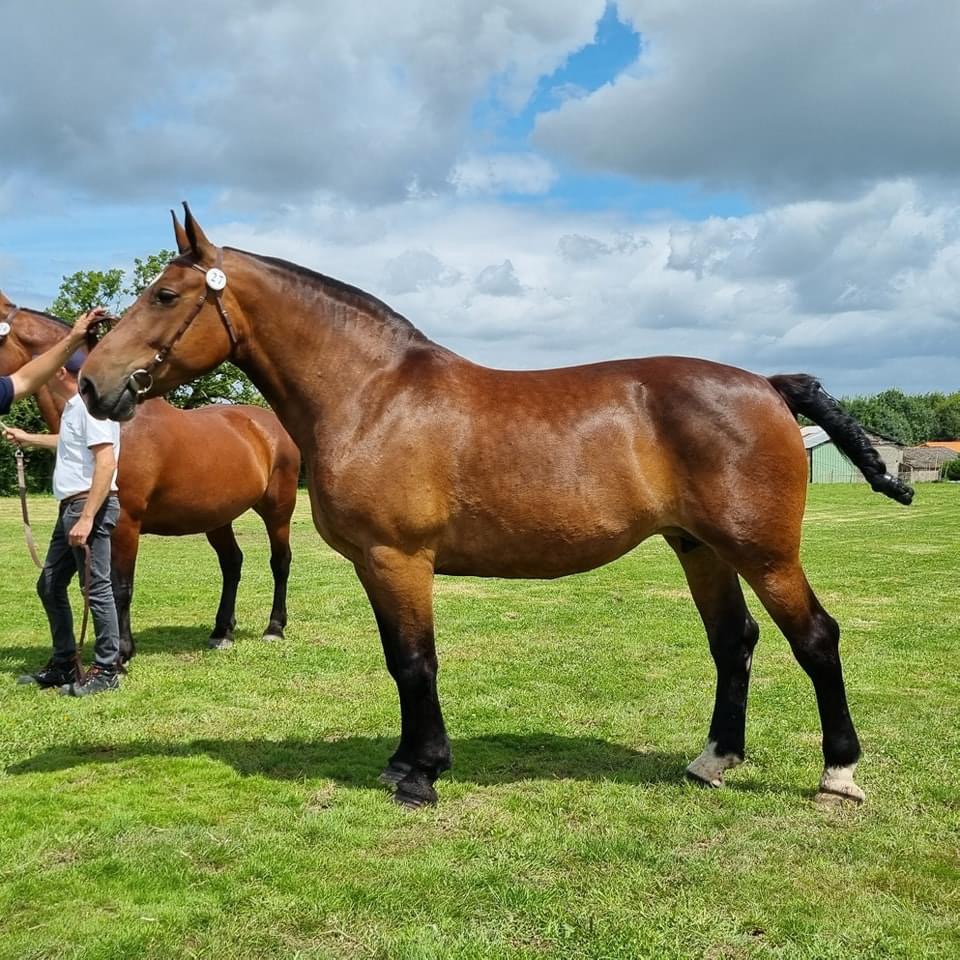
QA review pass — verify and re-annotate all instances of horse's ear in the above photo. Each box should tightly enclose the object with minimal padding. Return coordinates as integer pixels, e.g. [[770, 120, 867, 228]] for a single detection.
[[171, 210, 189, 254], [182, 201, 215, 261]]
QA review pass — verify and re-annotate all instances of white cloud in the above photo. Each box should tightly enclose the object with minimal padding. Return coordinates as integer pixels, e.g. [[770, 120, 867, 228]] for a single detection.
[[535, 0, 960, 199], [450, 153, 558, 197], [474, 260, 523, 296], [213, 179, 959, 393], [0, 0, 603, 205], [381, 249, 461, 295]]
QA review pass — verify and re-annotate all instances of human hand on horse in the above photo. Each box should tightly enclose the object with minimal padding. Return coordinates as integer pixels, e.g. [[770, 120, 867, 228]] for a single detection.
[[70, 307, 110, 347]]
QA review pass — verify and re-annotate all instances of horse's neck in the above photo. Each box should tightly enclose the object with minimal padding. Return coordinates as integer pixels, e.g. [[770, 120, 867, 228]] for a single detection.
[[35, 387, 63, 432], [17, 316, 65, 432], [236, 273, 440, 452]]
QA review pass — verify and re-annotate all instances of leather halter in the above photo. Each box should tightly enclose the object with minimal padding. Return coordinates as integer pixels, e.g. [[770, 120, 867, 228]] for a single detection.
[[130, 249, 239, 396]]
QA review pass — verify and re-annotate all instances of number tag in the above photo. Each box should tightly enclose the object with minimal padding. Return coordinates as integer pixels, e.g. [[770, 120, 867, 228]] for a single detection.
[[205, 268, 227, 291]]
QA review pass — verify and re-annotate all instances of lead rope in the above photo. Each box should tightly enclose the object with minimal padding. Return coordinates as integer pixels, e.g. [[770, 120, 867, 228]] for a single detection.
[[14, 447, 43, 570], [13, 445, 92, 684]]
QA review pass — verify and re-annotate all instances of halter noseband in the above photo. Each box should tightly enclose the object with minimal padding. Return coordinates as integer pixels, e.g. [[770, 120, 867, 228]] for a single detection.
[[129, 249, 239, 397]]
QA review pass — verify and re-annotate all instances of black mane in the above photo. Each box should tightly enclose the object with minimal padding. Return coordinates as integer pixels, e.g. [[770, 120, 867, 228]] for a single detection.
[[227, 248, 428, 342]]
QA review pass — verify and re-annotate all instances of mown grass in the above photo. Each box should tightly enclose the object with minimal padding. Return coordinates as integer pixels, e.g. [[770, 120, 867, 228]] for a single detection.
[[0, 485, 957, 959]]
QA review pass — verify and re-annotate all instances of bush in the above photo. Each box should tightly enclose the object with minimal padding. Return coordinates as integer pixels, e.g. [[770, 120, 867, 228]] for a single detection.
[[943, 458, 960, 481], [0, 397, 55, 496]]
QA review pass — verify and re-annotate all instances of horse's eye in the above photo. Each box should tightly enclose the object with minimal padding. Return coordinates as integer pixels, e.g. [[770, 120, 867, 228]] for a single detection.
[[155, 288, 179, 306]]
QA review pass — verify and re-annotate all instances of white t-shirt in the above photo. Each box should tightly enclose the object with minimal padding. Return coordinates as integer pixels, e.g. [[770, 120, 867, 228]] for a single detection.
[[53, 394, 121, 501]]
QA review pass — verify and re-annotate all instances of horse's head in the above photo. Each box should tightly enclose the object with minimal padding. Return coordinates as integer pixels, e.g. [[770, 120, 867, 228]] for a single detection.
[[80, 205, 244, 421], [0, 291, 42, 376]]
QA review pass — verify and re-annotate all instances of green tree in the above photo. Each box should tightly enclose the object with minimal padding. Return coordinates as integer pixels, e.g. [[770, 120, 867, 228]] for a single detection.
[[932, 392, 960, 440], [50, 268, 124, 322]]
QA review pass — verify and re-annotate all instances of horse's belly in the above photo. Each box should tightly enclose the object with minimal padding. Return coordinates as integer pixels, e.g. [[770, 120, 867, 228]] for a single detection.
[[435, 508, 656, 579], [139, 488, 264, 535]]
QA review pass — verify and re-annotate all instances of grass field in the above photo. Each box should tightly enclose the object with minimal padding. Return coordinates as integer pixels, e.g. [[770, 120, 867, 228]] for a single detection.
[[0, 485, 957, 959]]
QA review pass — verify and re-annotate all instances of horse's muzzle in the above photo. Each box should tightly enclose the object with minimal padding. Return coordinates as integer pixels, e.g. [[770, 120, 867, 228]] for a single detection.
[[78, 373, 139, 422]]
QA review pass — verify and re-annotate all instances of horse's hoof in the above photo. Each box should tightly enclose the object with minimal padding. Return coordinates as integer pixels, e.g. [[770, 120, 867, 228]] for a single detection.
[[686, 768, 724, 789], [816, 766, 865, 805], [261, 633, 284, 643], [685, 742, 742, 788], [392, 785, 438, 810], [392, 772, 438, 809], [208, 637, 234, 650], [379, 761, 413, 786]]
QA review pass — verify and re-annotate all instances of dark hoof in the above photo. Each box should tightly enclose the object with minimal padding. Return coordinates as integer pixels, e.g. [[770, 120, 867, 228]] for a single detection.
[[379, 761, 413, 786], [392, 771, 439, 809], [208, 636, 234, 650]]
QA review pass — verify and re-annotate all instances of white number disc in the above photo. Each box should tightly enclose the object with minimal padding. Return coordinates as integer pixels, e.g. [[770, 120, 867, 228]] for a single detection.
[[0, 322, 10, 337], [205, 268, 227, 291]]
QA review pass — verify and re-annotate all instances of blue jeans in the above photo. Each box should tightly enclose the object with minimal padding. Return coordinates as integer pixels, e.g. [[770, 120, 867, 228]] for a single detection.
[[37, 495, 121, 669]]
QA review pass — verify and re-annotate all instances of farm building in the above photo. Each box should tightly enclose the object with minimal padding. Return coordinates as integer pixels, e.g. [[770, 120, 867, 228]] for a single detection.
[[902, 444, 959, 482], [800, 426, 904, 484], [923, 440, 960, 455]]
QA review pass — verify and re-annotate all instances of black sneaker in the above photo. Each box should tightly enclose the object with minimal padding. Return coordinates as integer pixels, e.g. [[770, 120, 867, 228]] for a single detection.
[[16, 658, 78, 689], [67, 664, 120, 697]]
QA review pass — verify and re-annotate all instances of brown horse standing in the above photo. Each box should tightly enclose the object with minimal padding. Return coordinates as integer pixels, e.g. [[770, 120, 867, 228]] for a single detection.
[[0, 291, 300, 661], [80, 207, 913, 808]]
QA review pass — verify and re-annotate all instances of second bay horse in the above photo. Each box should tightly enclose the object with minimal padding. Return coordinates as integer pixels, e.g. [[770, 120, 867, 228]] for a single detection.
[[80, 207, 913, 807], [0, 291, 300, 662]]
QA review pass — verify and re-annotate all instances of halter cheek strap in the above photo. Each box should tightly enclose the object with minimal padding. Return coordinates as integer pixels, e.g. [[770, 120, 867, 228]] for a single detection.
[[130, 249, 239, 397]]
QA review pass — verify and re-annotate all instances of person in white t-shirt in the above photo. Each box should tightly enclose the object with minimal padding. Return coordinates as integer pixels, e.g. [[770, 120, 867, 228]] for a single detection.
[[3, 346, 122, 696]]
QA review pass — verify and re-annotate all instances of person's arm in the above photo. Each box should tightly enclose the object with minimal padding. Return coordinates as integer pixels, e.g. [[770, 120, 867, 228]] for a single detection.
[[67, 443, 116, 547], [1, 426, 58, 450], [8, 308, 103, 400]]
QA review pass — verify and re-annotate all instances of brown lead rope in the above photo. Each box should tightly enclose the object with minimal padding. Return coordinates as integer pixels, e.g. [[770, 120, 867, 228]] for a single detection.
[[12, 445, 93, 683], [14, 447, 44, 570]]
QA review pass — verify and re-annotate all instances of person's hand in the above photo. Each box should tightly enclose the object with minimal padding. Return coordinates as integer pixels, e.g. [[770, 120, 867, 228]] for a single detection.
[[69, 515, 93, 547], [2, 426, 30, 446], [70, 307, 109, 346]]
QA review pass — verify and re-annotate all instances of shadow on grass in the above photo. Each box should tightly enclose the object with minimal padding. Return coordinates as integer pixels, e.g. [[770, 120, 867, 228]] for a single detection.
[[8, 734, 691, 789], [0, 624, 277, 674]]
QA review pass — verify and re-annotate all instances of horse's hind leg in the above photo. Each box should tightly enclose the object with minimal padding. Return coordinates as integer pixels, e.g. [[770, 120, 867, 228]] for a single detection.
[[205, 524, 243, 650], [738, 558, 864, 803], [252, 495, 294, 641], [666, 536, 759, 788]]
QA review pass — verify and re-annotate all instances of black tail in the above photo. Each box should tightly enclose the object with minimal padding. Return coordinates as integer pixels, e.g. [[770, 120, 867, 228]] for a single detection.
[[768, 373, 914, 506]]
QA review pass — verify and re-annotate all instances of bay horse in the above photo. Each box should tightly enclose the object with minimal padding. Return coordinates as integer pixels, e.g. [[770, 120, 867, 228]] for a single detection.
[[80, 206, 913, 808], [0, 290, 300, 662]]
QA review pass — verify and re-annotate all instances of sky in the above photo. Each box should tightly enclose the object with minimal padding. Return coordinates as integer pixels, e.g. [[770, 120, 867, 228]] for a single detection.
[[1, 0, 958, 395]]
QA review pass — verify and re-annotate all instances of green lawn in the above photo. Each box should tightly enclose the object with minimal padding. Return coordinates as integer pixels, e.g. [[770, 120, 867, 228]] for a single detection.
[[0, 485, 957, 959]]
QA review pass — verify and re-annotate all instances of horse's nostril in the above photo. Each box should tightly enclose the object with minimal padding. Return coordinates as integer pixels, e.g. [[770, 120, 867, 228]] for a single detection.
[[78, 374, 99, 410]]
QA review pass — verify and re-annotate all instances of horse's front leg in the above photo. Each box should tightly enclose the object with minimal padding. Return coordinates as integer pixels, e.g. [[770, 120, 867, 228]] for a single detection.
[[110, 510, 142, 665], [355, 547, 451, 808]]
